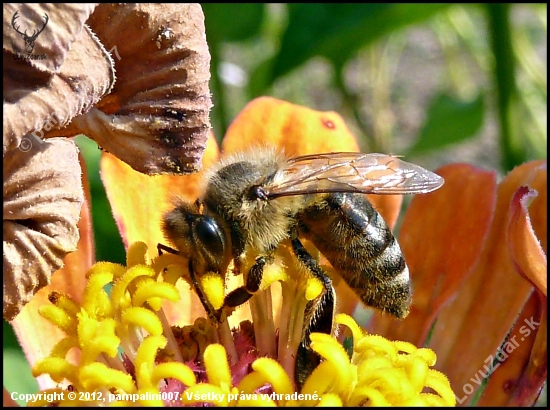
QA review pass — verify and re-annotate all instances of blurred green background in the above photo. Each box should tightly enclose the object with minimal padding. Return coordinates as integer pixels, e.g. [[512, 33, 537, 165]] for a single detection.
[[4, 4, 546, 406]]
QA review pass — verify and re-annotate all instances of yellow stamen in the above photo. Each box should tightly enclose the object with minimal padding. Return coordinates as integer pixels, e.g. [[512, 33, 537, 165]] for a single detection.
[[310, 332, 354, 391], [121, 307, 163, 336], [86, 261, 126, 280], [126, 241, 149, 268], [250, 357, 295, 405], [81, 271, 114, 318], [318, 393, 344, 406], [203, 343, 232, 390], [425, 370, 456, 406], [261, 262, 289, 287], [37, 304, 76, 334], [348, 386, 391, 406], [32, 357, 78, 384], [335, 313, 365, 350], [132, 280, 180, 310], [79, 362, 136, 393], [152, 253, 190, 285], [79, 318, 120, 363], [150, 362, 196, 387], [134, 335, 167, 390], [110, 265, 155, 311], [49, 336, 79, 359], [48, 291, 81, 316], [301, 360, 340, 401]]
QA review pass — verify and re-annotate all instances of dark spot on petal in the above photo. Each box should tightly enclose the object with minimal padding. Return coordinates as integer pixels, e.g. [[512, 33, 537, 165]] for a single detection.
[[503, 379, 514, 393], [322, 117, 335, 129]]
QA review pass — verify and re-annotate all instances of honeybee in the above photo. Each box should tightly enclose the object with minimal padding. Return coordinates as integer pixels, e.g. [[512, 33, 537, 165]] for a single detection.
[[160, 147, 444, 381]]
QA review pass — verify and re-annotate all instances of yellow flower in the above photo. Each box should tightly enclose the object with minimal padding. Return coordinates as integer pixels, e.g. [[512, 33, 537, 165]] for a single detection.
[[30, 241, 454, 406], [7, 97, 546, 407]]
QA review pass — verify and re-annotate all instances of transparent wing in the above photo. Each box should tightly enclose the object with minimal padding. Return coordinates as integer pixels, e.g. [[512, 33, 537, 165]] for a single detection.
[[265, 152, 444, 199]]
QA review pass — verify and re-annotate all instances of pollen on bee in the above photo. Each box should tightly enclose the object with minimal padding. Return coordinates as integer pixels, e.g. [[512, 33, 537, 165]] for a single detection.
[[200, 272, 225, 310]]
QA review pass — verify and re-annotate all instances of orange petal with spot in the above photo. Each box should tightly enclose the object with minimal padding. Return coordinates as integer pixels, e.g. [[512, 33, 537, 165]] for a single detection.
[[426, 160, 546, 405], [99, 133, 219, 326], [222, 97, 361, 155], [221, 96, 403, 230], [367, 163, 496, 345], [11, 155, 93, 389]]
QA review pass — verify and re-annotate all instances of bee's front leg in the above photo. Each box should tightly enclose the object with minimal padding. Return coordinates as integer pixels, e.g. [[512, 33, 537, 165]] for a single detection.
[[216, 255, 268, 317], [186, 260, 223, 325], [157, 243, 220, 324]]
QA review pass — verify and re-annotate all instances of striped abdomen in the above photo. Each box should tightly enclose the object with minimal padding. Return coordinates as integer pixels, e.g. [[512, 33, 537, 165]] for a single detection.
[[297, 192, 411, 318]]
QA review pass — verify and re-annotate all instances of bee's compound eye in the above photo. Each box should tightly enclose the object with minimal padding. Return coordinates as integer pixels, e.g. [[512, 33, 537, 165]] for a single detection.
[[195, 217, 225, 259]]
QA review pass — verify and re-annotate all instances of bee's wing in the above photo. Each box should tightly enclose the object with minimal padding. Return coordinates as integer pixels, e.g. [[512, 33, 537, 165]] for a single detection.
[[265, 152, 444, 199]]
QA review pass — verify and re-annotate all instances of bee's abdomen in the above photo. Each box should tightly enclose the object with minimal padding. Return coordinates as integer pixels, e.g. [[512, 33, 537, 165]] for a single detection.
[[297, 193, 411, 318]]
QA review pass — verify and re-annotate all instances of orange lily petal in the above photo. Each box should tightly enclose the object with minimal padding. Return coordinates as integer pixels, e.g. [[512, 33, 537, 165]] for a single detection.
[[11, 154, 94, 389], [478, 172, 546, 406], [99, 132, 219, 327], [367, 164, 497, 344], [507, 185, 547, 296], [426, 160, 546, 405]]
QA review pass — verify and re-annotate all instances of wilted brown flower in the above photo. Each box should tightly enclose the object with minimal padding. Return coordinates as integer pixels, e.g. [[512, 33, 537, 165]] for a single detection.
[[3, 3, 212, 320]]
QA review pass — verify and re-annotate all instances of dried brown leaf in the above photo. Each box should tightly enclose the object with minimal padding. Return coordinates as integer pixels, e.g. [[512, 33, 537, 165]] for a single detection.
[[3, 3, 97, 73], [75, 3, 212, 175], [3, 138, 83, 321], [3, 24, 115, 154]]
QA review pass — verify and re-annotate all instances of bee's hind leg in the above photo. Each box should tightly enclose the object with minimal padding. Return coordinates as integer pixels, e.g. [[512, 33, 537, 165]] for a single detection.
[[290, 237, 336, 388]]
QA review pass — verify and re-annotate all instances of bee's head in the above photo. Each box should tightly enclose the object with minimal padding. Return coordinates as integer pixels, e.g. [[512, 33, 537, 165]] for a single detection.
[[162, 199, 231, 275]]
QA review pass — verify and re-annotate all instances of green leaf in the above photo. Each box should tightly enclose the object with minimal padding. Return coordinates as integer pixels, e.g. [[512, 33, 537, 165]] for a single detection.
[[409, 92, 485, 155], [271, 4, 451, 81], [247, 56, 275, 98], [486, 4, 528, 171], [202, 4, 265, 43]]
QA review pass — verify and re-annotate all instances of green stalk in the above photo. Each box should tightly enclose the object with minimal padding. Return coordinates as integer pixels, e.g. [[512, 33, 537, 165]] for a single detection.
[[486, 4, 527, 171]]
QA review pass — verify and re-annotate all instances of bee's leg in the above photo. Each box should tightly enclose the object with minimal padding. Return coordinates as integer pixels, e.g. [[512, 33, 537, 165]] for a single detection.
[[290, 237, 336, 388], [157, 243, 179, 255], [187, 260, 221, 325], [157, 243, 222, 325], [218, 256, 267, 315]]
